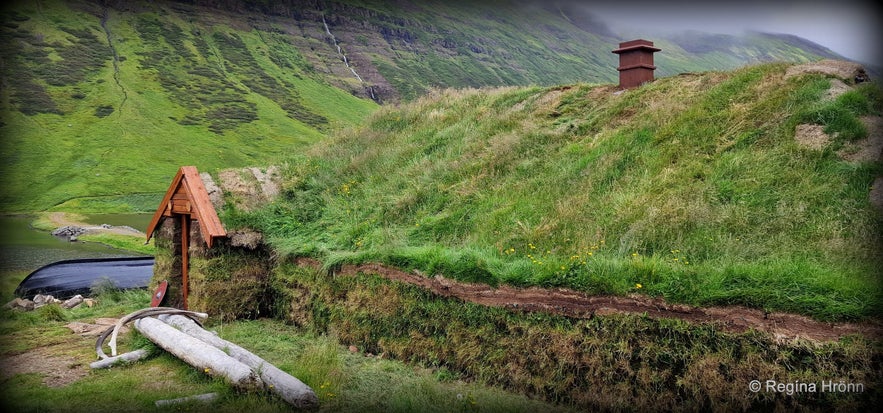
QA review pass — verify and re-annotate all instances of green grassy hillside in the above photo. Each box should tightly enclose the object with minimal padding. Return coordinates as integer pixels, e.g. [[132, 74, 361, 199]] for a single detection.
[[229, 63, 883, 321], [0, 0, 847, 213], [0, 0, 378, 212]]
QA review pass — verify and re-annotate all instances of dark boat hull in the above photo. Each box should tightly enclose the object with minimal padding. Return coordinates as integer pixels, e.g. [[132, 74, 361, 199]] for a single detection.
[[14, 257, 154, 299]]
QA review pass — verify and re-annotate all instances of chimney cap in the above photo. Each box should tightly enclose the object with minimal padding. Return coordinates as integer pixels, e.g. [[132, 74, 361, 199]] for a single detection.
[[612, 39, 661, 54]]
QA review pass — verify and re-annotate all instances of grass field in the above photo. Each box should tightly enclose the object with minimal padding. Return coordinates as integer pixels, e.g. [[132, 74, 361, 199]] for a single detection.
[[225, 62, 883, 321]]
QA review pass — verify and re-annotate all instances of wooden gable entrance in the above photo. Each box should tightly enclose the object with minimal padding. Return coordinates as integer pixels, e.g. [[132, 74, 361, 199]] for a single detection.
[[146, 166, 226, 309]]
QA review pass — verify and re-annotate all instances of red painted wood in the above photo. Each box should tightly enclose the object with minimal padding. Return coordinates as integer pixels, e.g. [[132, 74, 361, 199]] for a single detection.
[[150, 280, 169, 307], [612, 39, 661, 89], [181, 214, 189, 310], [146, 166, 227, 247]]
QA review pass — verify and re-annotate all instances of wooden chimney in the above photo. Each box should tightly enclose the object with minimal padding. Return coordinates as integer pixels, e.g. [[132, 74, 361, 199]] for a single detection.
[[612, 39, 661, 89]]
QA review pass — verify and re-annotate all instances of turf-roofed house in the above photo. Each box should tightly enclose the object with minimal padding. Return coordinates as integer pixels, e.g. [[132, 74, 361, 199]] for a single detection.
[[143, 56, 882, 410], [146, 166, 280, 320]]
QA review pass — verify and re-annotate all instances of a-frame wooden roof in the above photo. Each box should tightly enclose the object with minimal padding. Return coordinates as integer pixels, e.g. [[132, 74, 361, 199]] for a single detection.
[[146, 166, 227, 248]]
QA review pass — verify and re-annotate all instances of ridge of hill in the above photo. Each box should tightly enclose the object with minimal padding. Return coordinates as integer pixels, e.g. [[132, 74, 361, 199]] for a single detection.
[[225, 61, 883, 322], [0, 0, 853, 212]]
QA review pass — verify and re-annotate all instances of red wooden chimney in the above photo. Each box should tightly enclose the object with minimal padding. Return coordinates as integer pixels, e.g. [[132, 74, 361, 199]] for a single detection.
[[612, 39, 661, 89]]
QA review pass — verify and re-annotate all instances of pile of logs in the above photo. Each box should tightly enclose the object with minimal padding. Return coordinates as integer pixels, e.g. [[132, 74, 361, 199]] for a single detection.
[[92, 307, 318, 408]]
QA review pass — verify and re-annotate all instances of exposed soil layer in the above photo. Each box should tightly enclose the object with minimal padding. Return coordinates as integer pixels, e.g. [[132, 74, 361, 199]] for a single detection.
[[295, 258, 883, 343], [784, 59, 868, 83], [840, 115, 883, 163], [794, 123, 830, 150]]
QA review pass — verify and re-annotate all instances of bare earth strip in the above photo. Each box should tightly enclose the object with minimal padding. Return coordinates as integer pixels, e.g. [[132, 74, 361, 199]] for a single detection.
[[0, 340, 93, 387], [295, 258, 883, 343]]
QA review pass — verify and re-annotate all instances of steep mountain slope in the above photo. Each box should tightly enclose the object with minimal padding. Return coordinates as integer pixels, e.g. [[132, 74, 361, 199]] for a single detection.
[[228, 62, 882, 321], [0, 0, 850, 213], [180, 0, 847, 101]]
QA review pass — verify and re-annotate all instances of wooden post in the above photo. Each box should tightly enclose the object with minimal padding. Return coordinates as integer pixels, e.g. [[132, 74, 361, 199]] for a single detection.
[[181, 214, 190, 310]]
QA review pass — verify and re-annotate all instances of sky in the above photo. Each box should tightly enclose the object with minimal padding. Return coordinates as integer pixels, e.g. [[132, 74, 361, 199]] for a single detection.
[[578, 0, 882, 65]]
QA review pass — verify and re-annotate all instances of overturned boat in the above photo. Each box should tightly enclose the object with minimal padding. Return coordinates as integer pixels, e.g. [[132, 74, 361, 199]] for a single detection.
[[15, 257, 154, 299]]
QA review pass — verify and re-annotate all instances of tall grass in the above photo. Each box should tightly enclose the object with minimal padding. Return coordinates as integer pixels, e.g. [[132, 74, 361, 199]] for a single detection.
[[230, 63, 883, 321]]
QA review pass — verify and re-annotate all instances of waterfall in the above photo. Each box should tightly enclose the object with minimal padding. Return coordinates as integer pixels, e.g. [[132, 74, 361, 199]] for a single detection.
[[322, 15, 363, 83], [321, 14, 379, 102]]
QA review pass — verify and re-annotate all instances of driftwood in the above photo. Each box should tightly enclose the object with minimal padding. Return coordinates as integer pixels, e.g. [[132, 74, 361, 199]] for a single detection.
[[134, 317, 262, 391], [155, 393, 219, 407], [105, 307, 207, 357], [97, 308, 316, 408], [94, 307, 207, 359], [159, 314, 319, 408], [89, 349, 150, 369]]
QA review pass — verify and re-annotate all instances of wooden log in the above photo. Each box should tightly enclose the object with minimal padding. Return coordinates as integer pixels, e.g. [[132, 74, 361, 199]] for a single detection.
[[105, 307, 207, 357], [134, 317, 262, 391], [154, 393, 218, 407], [89, 349, 149, 369], [158, 314, 319, 408]]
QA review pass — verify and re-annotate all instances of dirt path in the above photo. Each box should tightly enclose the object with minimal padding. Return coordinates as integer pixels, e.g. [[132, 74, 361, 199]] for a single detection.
[[295, 258, 883, 343], [0, 337, 93, 387]]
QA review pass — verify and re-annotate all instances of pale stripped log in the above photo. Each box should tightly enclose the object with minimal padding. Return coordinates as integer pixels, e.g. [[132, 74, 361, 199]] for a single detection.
[[158, 314, 318, 408], [134, 317, 262, 391]]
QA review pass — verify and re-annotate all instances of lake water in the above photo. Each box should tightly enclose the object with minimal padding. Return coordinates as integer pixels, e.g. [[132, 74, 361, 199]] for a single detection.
[[0, 214, 152, 273]]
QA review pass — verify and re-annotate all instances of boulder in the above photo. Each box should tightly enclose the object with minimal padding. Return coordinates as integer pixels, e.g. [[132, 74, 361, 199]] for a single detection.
[[5, 298, 35, 311], [51, 225, 88, 240], [33, 294, 60, 308]]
